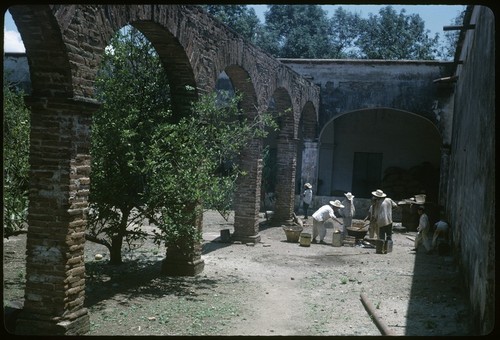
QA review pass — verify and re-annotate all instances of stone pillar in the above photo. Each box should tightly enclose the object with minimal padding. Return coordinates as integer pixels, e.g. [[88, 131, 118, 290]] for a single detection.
[[161, 203, 205, 276], [16, 96, 99, 335], [301, 139, 319, 192], [232, 138, 262, 243], [272, 137, 298, 226]]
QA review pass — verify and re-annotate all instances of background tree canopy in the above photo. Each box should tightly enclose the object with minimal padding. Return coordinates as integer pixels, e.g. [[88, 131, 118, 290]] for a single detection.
[[3, 83, 30, 237], [201, 4, 463, 60]]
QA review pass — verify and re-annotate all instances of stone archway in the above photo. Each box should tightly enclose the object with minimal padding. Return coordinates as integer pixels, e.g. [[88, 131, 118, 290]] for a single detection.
[[317, 108, 442, 199], [9, 4, 319, 335]]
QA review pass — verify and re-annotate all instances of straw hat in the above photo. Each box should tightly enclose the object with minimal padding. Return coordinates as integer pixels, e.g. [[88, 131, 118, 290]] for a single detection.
[[371, 189, 387, 198], [304, 183, 312, 189], [330, 200, 345, 209], [344, 192, 354, 200]]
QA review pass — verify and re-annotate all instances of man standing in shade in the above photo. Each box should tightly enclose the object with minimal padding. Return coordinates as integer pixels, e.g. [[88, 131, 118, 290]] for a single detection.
[[302, 183, 313, 219], [371, 189, 399, 241], [412, 206, 432, 254]]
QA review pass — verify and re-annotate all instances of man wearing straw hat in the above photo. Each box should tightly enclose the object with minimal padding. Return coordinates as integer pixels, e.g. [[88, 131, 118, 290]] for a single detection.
[[371, 189, 399, 241], [301, 183, 313, 219], [341, 192, 356, 231], [311, 200, 344, 244]]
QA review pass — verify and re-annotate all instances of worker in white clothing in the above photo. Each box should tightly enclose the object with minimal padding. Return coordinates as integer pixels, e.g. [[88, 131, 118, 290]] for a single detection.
[[364, 197, 379, 239], [302, 183, 313, 219], [371, 189, 399, 241], [341, 192, 356, 232], [311, 200, 344, 244], [412, 206, 432, 254]]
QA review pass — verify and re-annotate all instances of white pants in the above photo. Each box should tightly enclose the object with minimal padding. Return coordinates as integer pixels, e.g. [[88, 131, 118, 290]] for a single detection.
[[312, 219, 327, 241], [415, 229, 431, 251]]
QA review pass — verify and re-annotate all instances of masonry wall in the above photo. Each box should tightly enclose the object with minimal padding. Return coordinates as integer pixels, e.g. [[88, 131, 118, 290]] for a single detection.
[[446, 6, 495, 335], [279, 59, 452, 128]]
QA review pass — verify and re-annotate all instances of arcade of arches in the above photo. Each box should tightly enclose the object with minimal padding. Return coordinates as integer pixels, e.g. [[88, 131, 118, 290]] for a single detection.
[[5, 4, 495, 335]]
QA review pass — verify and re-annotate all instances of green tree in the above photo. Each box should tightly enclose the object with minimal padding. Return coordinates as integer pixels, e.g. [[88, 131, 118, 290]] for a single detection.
[[89, 26, 277, 266], [329, 7, 363, 58], [257, 5, 333, 58], [3, 82, 30, 237], [88, 26, 171, 264], [201, 5, 261, 44], [436, 7, 466, 60], [355, 6, 440, 60], [145, 89, 276, 256]]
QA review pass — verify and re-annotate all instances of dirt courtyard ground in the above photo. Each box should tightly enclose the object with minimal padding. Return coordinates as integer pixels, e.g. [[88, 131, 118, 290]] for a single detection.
[[3, 210, 474, 336]]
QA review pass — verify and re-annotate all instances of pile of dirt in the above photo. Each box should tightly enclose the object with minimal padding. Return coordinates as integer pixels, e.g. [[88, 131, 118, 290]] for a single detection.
[[3, 211, 473, 336]]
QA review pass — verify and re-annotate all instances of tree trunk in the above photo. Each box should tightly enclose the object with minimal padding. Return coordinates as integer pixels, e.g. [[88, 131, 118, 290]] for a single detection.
[[109, 235, 123, 264], [109, 208, 130, 265]]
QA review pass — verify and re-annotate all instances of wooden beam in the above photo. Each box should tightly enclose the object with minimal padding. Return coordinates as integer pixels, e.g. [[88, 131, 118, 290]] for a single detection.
[[433, 75, 458, 84], [443, 24, 476, 31]]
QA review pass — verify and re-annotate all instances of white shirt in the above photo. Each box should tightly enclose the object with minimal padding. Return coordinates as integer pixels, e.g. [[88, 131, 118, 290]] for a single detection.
[[418, 213, 430, 232], [375, 198, 397, 227], [312, 204, 336, 222], [341, 199, 355, 217]]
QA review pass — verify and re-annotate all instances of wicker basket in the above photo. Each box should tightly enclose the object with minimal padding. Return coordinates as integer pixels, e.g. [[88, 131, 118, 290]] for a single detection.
[[282, 225, 303, 243]]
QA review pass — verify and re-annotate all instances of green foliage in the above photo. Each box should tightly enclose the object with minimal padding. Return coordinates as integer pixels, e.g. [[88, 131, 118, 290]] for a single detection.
[[201, 5, 261, 44], [206, 4, 447, 60], [258, 5, 333, 58], [88, 26, 171, 261], [436, 7, 466, 60], [355, 6, 440, 60], [90, 26, 278, 256], [3, 83, 30, 236], [146, 90, 275, 248], [329, 7, 363, 58]]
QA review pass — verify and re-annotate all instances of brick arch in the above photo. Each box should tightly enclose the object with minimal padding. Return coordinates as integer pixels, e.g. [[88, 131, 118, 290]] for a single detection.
[[9, 6, 74, 97], [222, 65, 263, 243], [132, 21, 198, 118], [318, 107, 442, 198], [300, 101, 318, 141], [8, 4, 320, 335]]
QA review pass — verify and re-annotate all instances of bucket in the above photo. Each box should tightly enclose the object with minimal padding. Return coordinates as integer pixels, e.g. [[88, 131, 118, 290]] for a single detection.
[[332, 232, 342, 247], [386, 240, 393, 253], [283, 226, 303, 243], [375, 239, 393, 254], [299, 233, 311, 247]]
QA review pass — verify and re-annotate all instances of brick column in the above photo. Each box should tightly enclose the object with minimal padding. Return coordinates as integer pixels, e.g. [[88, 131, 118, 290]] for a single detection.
[[15, 96, 99, 335], [232, 138, 262, 243], [161, 203, 205, 276], [272, 137, 298, 226]]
